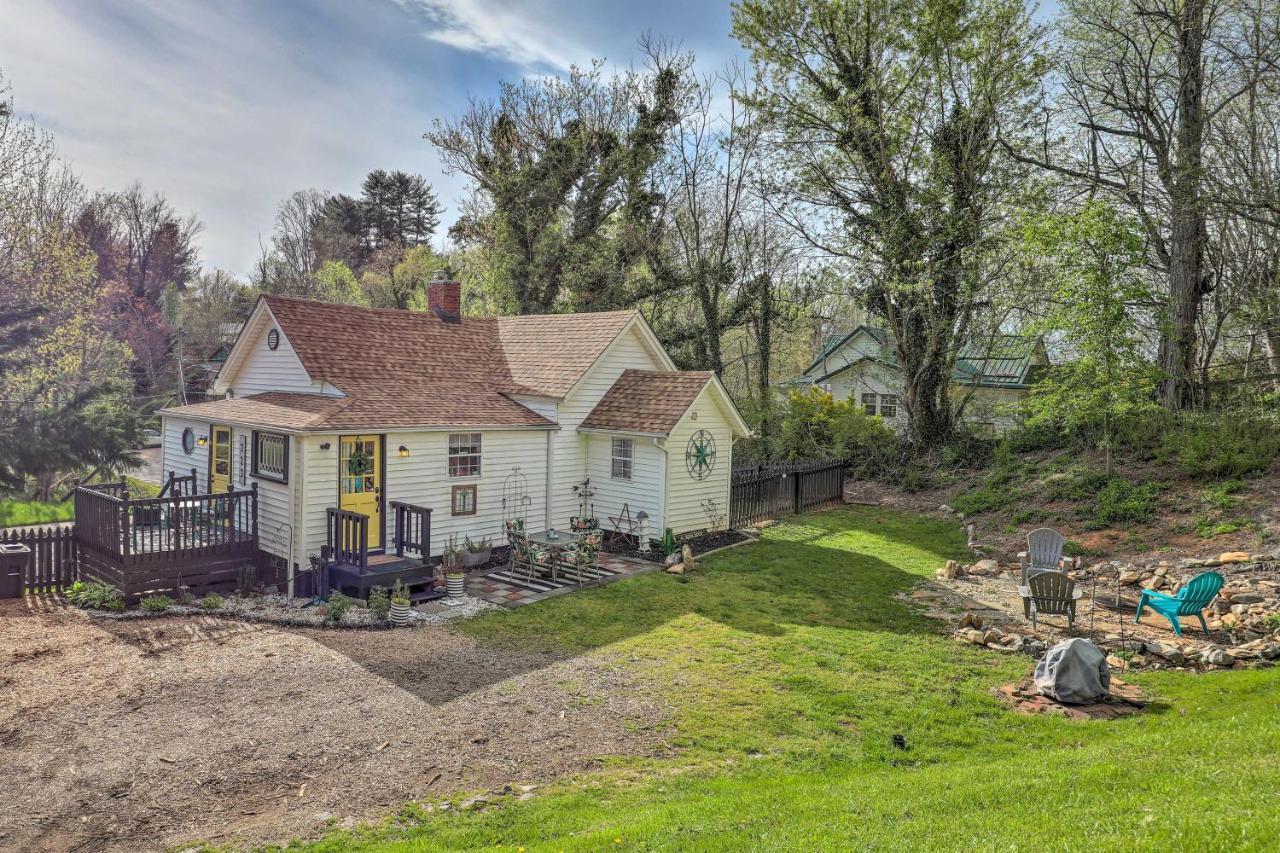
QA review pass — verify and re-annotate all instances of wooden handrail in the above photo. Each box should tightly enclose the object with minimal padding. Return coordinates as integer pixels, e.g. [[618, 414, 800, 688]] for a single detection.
[[158, 467, 199, 499], [326, 507, 369, 571], [390, 501, 432, 565]]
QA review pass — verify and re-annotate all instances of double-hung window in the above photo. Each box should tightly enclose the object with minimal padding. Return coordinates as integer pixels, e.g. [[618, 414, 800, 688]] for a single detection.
[[879, 394, 898, 418], [252, 431, 288, 483], [448, 433, 482, 477], [611, 438, 633, 480], [861, 393, 878, 416]]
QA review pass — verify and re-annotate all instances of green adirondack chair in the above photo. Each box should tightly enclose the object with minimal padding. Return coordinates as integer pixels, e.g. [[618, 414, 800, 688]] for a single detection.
[[1134, 571, 1224, 636]]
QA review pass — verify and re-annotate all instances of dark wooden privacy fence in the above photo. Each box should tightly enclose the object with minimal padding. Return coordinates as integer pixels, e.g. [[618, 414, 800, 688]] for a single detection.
[[1, 525, 77, 594], [730, 459, 848, 527], [74, 482, 265, 600]]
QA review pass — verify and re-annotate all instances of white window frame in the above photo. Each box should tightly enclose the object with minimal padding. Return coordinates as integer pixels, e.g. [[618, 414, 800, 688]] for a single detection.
[[879, 394, 898, 419], [861, 393, 878, 416], [448, 433, 482, 478], [611, 437, 633, 480]]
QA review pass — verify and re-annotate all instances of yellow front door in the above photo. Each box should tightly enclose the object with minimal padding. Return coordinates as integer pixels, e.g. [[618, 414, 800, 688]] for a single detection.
[[339, 435, 383, 549], [209, 425, 232, 493]]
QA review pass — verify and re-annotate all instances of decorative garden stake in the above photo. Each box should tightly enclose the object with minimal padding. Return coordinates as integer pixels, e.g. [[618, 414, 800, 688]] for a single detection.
[[636, 511, 650, 553]]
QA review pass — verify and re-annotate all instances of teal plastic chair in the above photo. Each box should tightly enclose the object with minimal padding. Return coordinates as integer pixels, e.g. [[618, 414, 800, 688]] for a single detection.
[[1134, 571, 1224, 636]]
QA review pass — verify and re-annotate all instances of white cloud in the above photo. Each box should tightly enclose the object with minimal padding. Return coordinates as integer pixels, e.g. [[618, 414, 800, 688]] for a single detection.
[[396, 0, 593, 72], [0, 0, 464, 276]]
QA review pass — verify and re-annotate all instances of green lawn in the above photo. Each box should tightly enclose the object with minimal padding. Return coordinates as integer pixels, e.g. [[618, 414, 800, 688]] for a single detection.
[[295, 507, 1280, 852], [0, 498, 74, 527]]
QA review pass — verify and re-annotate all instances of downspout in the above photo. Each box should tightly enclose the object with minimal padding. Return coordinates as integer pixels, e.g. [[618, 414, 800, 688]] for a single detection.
[[544, 430, 554, 530], [652, 436, 667, 535]]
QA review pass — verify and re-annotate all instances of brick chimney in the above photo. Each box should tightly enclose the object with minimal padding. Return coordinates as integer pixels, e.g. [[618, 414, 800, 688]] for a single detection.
[[428, 270, 461, 323]]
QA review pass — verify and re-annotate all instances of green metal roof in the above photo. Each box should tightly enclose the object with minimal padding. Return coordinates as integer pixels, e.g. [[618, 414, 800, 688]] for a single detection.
[[793, 329, 1042, 390]]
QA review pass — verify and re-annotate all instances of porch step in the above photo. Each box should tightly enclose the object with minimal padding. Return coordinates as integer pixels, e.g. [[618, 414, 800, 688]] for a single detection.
[[410, 587, 446, 604]]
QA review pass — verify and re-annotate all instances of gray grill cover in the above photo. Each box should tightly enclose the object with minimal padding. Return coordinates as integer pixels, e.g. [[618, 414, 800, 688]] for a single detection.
[[1033, 638, 1110, 704]]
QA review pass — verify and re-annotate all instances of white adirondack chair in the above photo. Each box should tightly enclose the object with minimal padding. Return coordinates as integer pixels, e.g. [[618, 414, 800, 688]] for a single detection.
[[1017, 528, 1079, 618]]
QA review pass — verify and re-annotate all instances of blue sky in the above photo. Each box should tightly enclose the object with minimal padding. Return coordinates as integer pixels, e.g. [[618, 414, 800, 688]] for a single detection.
[[0, 0, 742, 275]]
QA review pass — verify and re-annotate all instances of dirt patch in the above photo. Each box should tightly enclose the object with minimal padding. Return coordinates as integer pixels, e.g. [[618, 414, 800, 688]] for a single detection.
[[0, 599, 671, 852], [996, 674, 1148, 720]]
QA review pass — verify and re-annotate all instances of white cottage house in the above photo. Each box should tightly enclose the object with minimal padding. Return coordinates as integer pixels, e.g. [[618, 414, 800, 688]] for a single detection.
[[157, 277, 749, 591], [792, 326, 1049, 433]]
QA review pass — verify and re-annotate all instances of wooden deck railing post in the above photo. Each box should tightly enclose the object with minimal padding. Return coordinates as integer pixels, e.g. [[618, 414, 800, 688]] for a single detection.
[[250, 481, 259, 543], [120, 489, 131, 561]]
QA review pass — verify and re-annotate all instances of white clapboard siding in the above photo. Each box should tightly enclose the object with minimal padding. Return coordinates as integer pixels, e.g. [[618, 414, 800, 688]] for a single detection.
[[664, 384, 735, 535], [161, 416, 295, 563], [226, 315, 319, 397], [551, 323, 665, 528], [584, 434, 664, 533], [383, 430, 549, 556], [507, 394, 558, 422], [296, 430, 549, 560], [229, 426, 293, 563], [299, 434, 339, 566], [160, 416, 210, 491]]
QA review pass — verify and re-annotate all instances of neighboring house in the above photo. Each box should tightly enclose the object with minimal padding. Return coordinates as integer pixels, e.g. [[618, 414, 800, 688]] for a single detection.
[[157, 277, 749, 584], [791, 326, 1048, 433]]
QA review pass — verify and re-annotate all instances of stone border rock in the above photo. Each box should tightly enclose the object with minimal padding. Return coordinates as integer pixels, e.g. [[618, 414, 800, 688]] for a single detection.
[[77, 593, 499, 630]]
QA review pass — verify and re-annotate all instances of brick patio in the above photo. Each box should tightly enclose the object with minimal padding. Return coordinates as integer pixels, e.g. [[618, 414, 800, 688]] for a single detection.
[[465, 552, 662, 608]]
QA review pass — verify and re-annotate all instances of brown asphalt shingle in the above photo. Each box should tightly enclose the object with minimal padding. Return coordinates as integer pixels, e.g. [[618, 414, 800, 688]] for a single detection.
[[160, 296, 639, 431], [579, 369, 714, 435], [495, 311, 638, 397]]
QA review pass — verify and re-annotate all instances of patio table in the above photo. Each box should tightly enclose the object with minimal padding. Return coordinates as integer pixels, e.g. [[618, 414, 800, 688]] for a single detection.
[[527, 530, 581, 581]]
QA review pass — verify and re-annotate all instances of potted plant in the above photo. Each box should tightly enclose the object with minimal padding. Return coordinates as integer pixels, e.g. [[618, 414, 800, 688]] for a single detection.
[[461, 535, 493, 568], [388, 579, 413, 626], [443, 535, 466, 598]]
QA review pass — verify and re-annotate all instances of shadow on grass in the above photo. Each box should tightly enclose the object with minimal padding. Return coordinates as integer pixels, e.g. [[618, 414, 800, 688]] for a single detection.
[[302, 506, 970, 704]]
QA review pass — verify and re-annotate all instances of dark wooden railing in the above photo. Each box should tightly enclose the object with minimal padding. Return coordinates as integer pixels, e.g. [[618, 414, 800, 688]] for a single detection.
[[74, 484, 125, 558], [72, 482, 261, 600], [730, 459, 848, 527], [391, 501, 432, 565], [158, 467, 200, 499], [326, 507, 369, 570]]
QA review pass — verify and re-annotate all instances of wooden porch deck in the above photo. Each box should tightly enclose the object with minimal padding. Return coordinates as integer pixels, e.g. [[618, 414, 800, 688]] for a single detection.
[[328, 553, 443, 603]]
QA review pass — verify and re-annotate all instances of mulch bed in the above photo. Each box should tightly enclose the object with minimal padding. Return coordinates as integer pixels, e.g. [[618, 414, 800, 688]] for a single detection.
[[996, 674, 1149, 720], [606, 528, 752, 564]]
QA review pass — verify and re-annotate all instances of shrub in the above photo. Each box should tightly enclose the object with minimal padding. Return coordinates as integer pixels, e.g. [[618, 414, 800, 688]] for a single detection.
[[65, 580, 124, 612], [1157, 410, 1280, 479], [198, 593, 223, 611], [775, 388, 898, 475], [1201, 479, 1245, 510], [140, 594, 173, 612], [1088, 478, 1162, 528], [952, 484, 1019, 516], [323, 592, 354, 625], [368, 587, 391, 621]]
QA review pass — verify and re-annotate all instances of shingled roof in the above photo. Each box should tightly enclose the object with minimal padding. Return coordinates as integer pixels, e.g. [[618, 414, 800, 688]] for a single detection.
[[580, 369, 714, 435], [161, 296, 641, 431]]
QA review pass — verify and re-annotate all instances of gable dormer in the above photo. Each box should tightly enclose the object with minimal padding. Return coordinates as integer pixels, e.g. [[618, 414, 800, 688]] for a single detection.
[[212, 299, 338, 398]]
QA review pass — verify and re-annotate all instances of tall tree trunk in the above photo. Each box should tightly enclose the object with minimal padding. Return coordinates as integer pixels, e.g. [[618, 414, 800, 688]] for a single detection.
[[755, 273, 774, 452], [1157, 0, 1208, 410]]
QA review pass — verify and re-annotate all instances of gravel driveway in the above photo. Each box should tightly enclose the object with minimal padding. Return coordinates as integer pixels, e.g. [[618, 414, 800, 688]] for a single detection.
[[0, 601, 669, 851]]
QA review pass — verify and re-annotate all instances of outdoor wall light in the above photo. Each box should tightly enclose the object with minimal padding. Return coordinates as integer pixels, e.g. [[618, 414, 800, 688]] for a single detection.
[[319, 442, 331, 451], [196, 435, 208, 447], [398, 445, 410, 458]]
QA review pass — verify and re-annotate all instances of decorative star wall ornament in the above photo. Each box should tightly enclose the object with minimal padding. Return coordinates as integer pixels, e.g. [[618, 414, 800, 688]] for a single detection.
[[685, 429, 716, 480], [608, 502, 642, 537]]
